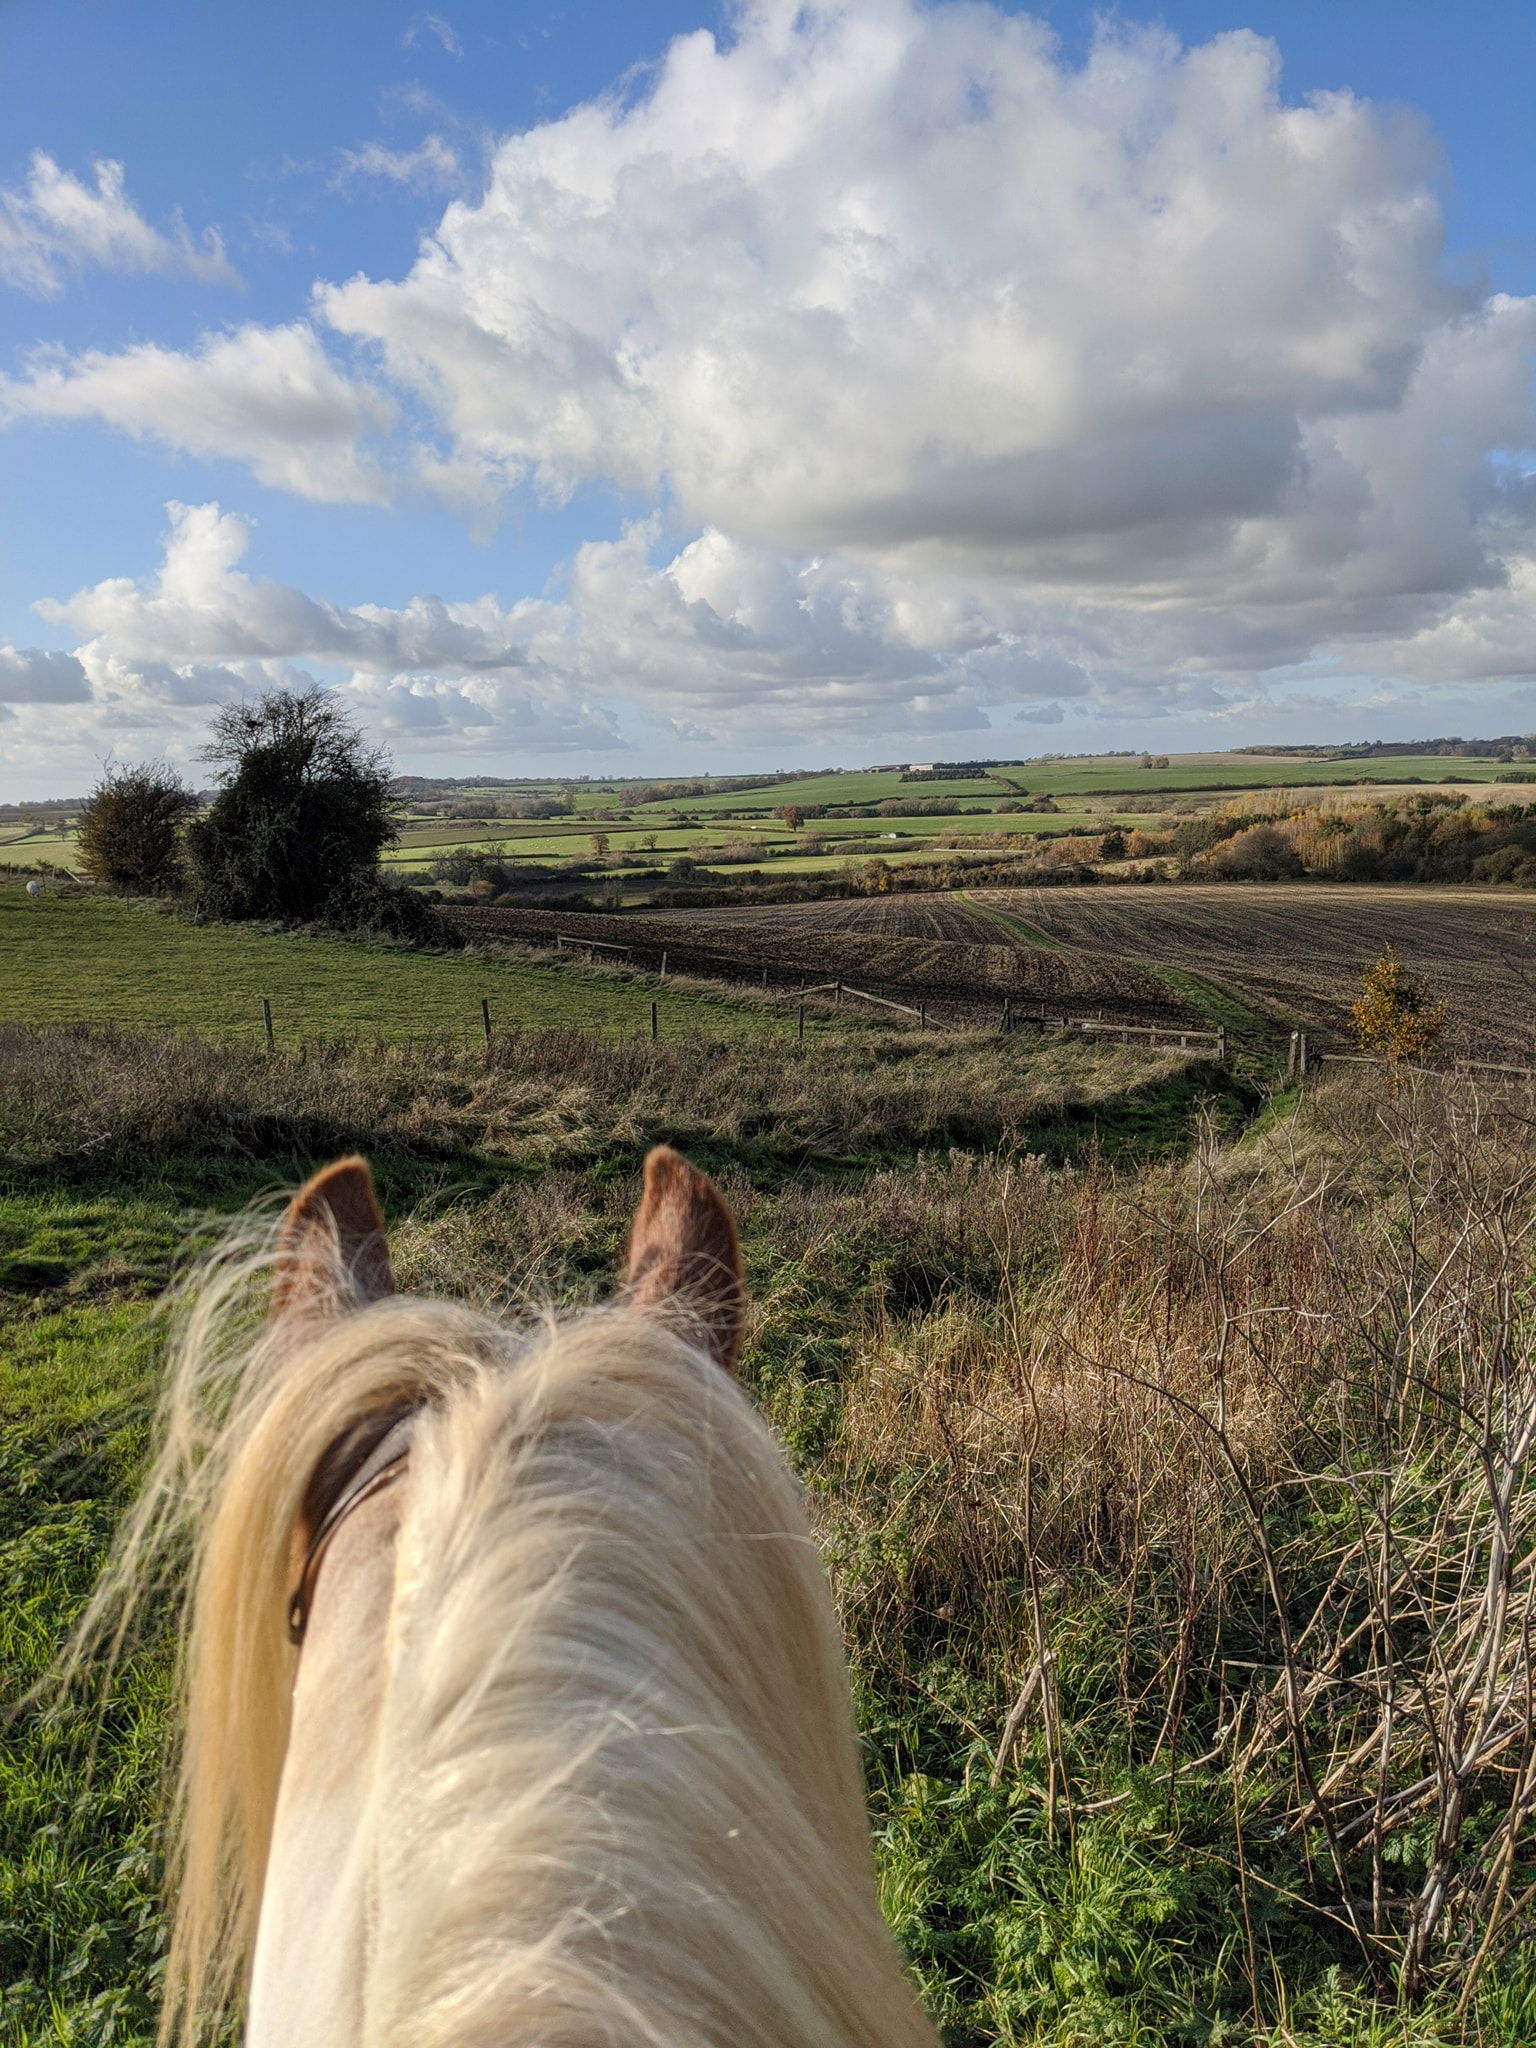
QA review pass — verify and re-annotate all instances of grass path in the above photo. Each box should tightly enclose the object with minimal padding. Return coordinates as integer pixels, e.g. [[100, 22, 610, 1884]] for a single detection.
[[958, 890, 1075, 949], [0, 886, 799, 1044], [1146, 963, 1277, 1038]]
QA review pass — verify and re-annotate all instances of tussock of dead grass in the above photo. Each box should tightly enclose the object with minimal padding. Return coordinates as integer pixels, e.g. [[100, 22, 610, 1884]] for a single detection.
[[0, 1022, 1195, 1176]]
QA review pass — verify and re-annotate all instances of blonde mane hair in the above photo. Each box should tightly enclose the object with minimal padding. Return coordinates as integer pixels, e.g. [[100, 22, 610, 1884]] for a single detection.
[[88, 1214, 937, 2047]]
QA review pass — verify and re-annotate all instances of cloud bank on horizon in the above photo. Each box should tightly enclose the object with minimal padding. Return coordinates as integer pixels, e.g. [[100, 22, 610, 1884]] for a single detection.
[[4, 0, 1536, 783]]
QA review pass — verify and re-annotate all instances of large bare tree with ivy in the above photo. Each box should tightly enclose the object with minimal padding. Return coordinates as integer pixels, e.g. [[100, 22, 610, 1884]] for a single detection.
[[186, 688, 399, 924]]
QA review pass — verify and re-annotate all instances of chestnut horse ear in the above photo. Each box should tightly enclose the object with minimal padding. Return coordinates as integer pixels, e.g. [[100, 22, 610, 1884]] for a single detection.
[[622, 1146, 746, 1372], [271, 1155, 395, 1325]]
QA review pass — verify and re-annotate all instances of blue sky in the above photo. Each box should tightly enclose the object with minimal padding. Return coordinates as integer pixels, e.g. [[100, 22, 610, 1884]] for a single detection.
[[3, 0, 1535, 796]]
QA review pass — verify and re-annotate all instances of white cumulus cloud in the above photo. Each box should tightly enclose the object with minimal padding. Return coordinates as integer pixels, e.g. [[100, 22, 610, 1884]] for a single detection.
[[37, 499, 543, 670], [0, 324, 396, 504], [12, 498, 1082, 767], [20, 500, 622, 758], [0, 151, 239, 296], [8, 0, 1536, 755], [318, 5, 1472, 568]]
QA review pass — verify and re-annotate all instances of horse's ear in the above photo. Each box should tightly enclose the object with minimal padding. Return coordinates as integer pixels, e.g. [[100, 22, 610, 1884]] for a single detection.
[[272, 1155, 395, 1325], [622, 1145, 746, 1372]]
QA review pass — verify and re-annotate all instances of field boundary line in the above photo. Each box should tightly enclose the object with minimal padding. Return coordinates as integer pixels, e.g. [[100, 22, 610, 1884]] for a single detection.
[[1144, 964, 1275, 1039]]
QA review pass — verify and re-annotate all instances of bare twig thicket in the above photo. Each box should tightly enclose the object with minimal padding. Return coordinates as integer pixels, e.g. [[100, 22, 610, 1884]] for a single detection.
[[813, 1071, 1536, 2009]]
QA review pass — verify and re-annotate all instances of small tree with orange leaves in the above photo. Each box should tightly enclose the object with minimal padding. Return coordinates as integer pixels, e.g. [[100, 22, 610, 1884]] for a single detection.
[[1351, 943, 1445, 1084]]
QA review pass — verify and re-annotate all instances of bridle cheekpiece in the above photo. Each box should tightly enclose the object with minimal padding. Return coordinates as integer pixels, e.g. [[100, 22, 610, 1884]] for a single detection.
[[287, 1405, 419, 1647]]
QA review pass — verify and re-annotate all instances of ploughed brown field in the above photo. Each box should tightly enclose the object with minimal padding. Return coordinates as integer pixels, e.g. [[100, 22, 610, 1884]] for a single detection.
[[450, 885, 1536, 1059], [675, 886, 1536, 1063], [446, 902, 1200, 1029]]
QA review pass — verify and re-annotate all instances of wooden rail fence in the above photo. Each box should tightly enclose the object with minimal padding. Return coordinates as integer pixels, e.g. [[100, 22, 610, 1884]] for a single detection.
[[1322, 1050, 1536, 1084], [541, 931, 1236, 1053], [239, 934, 1535, 1080], [1058, 1015, 1225, 1057]]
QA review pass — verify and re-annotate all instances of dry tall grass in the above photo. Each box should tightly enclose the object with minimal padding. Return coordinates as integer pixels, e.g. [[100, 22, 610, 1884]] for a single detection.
[[0, 1021, 1192, 1173], [814, 1071, 1536, 2008]]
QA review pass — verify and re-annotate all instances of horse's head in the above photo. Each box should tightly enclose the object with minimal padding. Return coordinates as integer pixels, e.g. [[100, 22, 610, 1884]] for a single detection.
[[273, 1147, 747, 1651], [271, 1142, 746, 1368], [134, 1147, 934, 2048]]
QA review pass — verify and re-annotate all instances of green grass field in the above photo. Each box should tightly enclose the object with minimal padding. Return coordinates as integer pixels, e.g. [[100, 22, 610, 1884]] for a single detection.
[[1011, 753, 1529, 796], [383, 811, 1112, 874], [624, 755, 1527, 816], [0, 885, 803, 1043]]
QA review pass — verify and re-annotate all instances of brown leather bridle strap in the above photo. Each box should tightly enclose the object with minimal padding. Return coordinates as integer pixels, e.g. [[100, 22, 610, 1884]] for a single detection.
[[287, 1407, 419, 1647]]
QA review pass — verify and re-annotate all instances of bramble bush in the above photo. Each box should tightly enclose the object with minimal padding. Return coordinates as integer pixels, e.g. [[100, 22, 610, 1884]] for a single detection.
[[76, 764, 197, 896]]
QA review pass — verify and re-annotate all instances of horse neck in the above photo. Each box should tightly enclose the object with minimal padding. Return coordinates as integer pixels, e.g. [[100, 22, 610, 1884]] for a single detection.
[[246, 1480, 402, 2048], [242, 1324, 937, 2048]]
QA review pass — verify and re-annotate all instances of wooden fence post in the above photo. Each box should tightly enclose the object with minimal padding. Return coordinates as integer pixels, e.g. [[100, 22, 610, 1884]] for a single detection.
[[919, 1003, 927, 1029], [1298, 1031, 1309, 1078], [1217, 1024, 1228, 1064], [261, 997, 274, 1053], [659, 950, 667, 982], [797, 1004, 806, 1043], [481, 997, 493, 1049], [650, 999, 659, 1042]]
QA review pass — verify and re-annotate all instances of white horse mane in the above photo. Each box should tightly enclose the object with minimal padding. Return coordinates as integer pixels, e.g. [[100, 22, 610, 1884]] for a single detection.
[[89, 1223, 937, 2047]]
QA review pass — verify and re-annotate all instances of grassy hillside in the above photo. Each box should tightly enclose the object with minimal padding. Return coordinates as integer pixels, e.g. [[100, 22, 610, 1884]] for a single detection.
[[0, 884, 802, 1043]]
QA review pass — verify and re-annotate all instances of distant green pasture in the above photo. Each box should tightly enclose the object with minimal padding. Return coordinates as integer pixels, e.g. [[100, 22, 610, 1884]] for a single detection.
[[1003, 753, 1525, 797], [621, 754, 1526, 813], [0, 886, 796, 1042], [808, 811, 1100, 840], [0, 827, 79, 869], [381, 807, 1116, 876], [631, 770, 1009, 814]]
